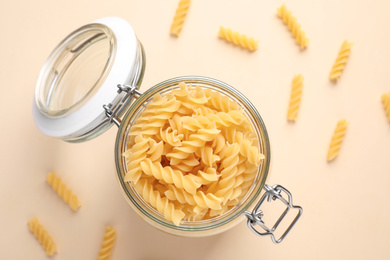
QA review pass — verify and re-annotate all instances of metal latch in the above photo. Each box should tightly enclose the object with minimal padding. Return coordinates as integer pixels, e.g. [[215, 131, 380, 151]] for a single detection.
[[244, 184, 302, 244], [103, 84, 143, 127]]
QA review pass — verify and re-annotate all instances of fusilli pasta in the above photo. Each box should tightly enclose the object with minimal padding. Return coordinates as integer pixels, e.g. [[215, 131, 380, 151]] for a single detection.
[[287, 74, 304, 122], [97, 226, 116, 260], [218, 26, 258, 52], [329, 40, 353, 82], [277, 4, 309, 50], [170, 0, 191, 37], [382, 92, 390, 123], [134, 179, 185, 226], [123, 82, 264, 225], [46, 172, 81, 211], [327, 119, 349, 162], [28, 217, 57, 256]]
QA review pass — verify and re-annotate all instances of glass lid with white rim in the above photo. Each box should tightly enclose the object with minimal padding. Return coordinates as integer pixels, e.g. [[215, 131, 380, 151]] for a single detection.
[[33, 17, 145, 143]]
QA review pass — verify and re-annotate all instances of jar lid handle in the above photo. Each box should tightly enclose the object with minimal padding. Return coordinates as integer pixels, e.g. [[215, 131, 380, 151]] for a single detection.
[[243, 184, 302, 244]]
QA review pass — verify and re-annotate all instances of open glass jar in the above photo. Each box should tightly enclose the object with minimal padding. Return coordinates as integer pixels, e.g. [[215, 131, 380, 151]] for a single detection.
[[33, 17, 302, 243]]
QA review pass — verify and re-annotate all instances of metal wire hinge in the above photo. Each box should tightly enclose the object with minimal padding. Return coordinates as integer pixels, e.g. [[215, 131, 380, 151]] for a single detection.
[[244, 184, 302, 244], [103, 84, 143, 127]]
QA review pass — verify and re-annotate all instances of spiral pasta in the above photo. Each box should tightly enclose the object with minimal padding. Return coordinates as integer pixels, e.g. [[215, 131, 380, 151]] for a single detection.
[[277, 4, 309, 50], [140, 158, 201, 194], [218, 26, 258, 52], [382, 92, 390, 123], [134, 179, 185, 226], [46, 172, 81, 211], [124, 82, 264, 225], [287, 74, 304, 122], [170, 0, 191, 37], [97, 226, 116, 260], [327, 119, 349, 162], [329, 40, 353, 82], [28, 217, 57, 256]]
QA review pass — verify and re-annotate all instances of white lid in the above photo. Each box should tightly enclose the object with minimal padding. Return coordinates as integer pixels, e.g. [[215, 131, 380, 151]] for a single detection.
[[33, 17, 143, 142]]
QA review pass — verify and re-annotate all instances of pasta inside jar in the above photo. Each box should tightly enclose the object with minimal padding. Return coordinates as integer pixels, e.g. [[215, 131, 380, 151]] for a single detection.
[[121, 82, 265, 226]]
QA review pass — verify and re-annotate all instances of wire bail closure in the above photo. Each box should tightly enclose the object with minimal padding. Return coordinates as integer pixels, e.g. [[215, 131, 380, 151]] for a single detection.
[[103, 84, 143, 127], [243, 184, 302, 244]]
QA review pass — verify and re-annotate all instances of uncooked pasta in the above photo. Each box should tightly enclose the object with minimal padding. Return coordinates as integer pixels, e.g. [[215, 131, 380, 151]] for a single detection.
[[327, 119, 349, 162], [46, 172, 81, 211], [97, 226, 116, 260], [123, 82, 264, 225], [170, 0, 191, 37], [287, 74, 304, 122], [218, 26, 258, 52], [277, 4, 309, 50], [329, 40, 353, 82], [28, 217, 57, 256], [381, 92, 390, 123]]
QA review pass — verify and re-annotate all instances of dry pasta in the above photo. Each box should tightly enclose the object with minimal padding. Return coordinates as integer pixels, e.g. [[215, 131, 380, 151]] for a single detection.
[[218, 26, 258, 52], [97, 226, 116, 260], [46, 172, 81, 211], [381, 92, 390, 123], [329, 40, 353, 82], [277, 4, 309, 50], [170, 0, 191, 37], [28, 217, 57, 256], [327, 119, 349, 162], [123, 82, 264, 225], [287, 74, 304, 122]]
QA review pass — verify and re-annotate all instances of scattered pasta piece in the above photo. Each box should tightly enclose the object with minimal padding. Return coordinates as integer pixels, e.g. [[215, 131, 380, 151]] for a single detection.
[[381, 92, 390, 123], [97, 226, 116, 260], [327, 119, 349, 162], [124, 82, 264, 225], [170, 0, 191, 37], [28, 217, 57, 256], [277, 4, 309, 50], [329, 41, 353, 82], [218, 26, 258, 52], [46, 172, 81, 211], [287, 74, 304, 122]]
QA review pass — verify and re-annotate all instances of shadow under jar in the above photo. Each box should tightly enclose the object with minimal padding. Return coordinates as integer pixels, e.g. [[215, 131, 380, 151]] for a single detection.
[[33, 17, 302, 243]]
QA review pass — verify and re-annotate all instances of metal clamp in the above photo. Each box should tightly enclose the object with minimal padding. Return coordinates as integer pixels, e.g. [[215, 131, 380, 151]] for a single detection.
[[244, 184, 302, 244], [103, 84, 143, 127]]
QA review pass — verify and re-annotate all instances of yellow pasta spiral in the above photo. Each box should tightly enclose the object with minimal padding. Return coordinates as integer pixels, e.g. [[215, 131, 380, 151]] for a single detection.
[[329, 40, 353, 82], [97, 226, 116, 260], [46, 172, 81, 211], [287, 74, 304, 122], [140, 158, 201, 194], [167, 124, 220, 162], [214, 143, 244, 203], [133, 179, 185, 226], [238, 138, 265, 166], [123, 135, 150, 184], [207, 91, 240, 112], [28, 217, 57, 256], [382, 92, 390, 123], [277, 4, 309, 50], [165, 185, 223, 210], [218, 26, 258, 52], [327, 119, 349, 162], [170, 0, 191, 37], [129, 95, 181, 136]]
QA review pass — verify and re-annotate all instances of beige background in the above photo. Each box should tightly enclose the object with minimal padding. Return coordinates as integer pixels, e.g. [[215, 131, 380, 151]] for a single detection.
[[1, 0, 390, 259]]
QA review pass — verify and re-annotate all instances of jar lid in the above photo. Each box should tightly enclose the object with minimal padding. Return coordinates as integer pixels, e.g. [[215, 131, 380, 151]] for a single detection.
[[32, 17, 145, 142]]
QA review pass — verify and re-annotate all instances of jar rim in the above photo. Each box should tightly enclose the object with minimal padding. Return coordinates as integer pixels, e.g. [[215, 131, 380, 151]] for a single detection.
[[115, 76, 271, 235]]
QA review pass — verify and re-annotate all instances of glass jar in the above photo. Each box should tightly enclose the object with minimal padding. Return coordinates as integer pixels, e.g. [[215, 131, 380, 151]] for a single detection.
[[33, 17, 302, 243]]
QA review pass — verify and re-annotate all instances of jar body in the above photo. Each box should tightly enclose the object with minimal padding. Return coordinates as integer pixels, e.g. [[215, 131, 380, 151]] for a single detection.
[[115, 76, 271, 237]]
